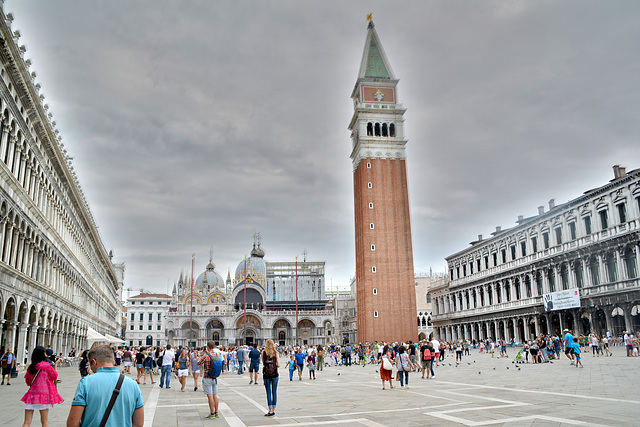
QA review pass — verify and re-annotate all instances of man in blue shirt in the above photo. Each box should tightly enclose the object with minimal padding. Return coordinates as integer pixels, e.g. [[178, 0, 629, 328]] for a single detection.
[[294, 347, 306, 381], [248, 346, 261, 385], [67, 345, 144, 427], [236, 346, 246, 375], [563, 329, 575, 364]]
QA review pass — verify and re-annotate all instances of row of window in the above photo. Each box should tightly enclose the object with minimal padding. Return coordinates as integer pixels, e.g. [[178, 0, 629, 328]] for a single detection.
[[130, 313, 163, 321], [441, 248, 638, 311], [130, 324, 162, 331], [366, 122, 396, 137], [130, 301, 170, 305], [451, 198, 640, 280]]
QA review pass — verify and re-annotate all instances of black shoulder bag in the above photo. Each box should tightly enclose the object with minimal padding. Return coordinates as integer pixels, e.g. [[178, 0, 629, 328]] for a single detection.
[[99, 374, 125, 427]]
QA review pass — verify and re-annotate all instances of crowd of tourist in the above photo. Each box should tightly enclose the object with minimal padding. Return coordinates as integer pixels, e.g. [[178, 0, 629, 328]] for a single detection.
[[8, 328, 640, 426]]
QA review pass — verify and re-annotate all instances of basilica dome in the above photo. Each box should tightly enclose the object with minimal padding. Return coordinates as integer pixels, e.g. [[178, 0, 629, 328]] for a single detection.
[[235, 245, 266, 286], [196, 261, 225, 289]]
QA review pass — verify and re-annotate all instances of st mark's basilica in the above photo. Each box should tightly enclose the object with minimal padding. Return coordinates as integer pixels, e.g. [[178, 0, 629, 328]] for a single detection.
[[164, 240, 333, 348]]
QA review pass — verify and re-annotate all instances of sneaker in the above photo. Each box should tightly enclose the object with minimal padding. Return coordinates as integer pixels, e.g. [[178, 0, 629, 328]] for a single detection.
[[431, 375, 435, 379], [152, 381, 156, 384], [194, 387, 198, 391], [255, 382, 259, 385], [143, 382, 147, 385], [249, 381, 253, 385], [204, 414, 216, 419]]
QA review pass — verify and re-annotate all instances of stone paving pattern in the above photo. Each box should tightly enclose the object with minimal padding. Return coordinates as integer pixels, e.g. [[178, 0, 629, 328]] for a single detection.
[[1, 345, 639, 426]]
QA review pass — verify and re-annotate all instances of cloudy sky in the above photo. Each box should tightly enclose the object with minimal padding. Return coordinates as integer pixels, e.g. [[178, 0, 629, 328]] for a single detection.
[[6, 1, 640, 295]]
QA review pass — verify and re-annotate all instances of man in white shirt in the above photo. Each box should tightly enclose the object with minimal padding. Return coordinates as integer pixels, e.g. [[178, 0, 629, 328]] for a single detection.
[[431, 338, 440, 367], [160, 345, 175, 389]]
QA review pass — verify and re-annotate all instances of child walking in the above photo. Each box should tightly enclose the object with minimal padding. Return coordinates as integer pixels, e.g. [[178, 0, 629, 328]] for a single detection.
[[287, 355, 296, 381], [307, 351, 317, 380], [573, 338, 583, 368]]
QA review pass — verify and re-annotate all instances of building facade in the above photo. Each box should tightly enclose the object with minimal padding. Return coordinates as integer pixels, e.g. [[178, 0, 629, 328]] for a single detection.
[[125, 293, 171, 348], [0, 6, 122, 356], [165, 242, 334, 348], [432, 166, 640, 342], [349, 19, 418, 343], [416, 273, 445, 341]]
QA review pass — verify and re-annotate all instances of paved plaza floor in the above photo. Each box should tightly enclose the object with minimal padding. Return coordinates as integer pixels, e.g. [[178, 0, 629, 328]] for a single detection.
[[1, 345, 639, 426]]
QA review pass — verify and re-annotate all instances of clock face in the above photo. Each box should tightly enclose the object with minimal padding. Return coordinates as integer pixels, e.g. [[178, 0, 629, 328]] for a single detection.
[[361, 86, 395, 103]]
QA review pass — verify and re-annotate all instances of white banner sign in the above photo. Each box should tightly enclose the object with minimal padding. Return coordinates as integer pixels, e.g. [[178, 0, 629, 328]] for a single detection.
[[543, 289, 580, 311]]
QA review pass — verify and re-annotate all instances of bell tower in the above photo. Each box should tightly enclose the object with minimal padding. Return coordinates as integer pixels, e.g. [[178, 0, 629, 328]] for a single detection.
[[349, 18, 418, 343]]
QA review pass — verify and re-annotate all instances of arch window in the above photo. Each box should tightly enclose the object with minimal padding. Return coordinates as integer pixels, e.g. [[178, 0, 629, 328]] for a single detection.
[[624, 247, 637, 279], [369, 202, 373, 209], [373, 288, 377, 295], [374, 123, 381, 136], [372, 266, 377, 273], [367, 162, 371, 168], [589, 256, 600, 286], [367, 182, 372, 188], [381, 123, 388, 137], [560, 264, 569, 290], [389, 123, 396, 137], [370, 223, 374, 229], [371, 244, 375, 251], [367, 122, 373, 136], [373, 310, 379, 318], [605, 253, 617, 282]]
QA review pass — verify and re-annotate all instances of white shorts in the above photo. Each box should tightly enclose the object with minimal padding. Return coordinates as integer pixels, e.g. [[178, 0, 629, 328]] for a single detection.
[[123, 361, 132, 367], [24, 403, 52, 411], [178, 369, 189, 377]]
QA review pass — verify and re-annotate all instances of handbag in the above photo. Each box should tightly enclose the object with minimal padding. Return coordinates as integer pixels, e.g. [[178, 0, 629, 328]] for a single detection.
[[382, 357, 392, 370]]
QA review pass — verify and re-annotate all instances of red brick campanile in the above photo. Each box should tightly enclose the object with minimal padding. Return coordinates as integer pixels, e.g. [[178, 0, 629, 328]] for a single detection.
[[349, 19, 418, 343]]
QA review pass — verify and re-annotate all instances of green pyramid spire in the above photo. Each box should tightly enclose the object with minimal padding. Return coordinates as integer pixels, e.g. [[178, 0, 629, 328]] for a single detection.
[[364, 36, 390, 78], [357, 21, 395, 80]]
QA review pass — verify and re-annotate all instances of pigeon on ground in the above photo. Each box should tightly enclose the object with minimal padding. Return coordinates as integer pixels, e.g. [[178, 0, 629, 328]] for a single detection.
[[493, 367, 496, 370], [506, 367, 509, 370], [337, 372, 341, 376], [478, 371, 481, 374], [518, 368, 521, 371]]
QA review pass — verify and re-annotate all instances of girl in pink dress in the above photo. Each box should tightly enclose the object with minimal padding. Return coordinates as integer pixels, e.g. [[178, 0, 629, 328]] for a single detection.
[[20, 346, 64, 427]]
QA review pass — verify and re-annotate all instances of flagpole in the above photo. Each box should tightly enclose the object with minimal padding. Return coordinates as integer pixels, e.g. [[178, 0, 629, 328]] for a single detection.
[[243, 256, 247, 346], [295, 255, 298, 346], [191, 253, 194, 344]]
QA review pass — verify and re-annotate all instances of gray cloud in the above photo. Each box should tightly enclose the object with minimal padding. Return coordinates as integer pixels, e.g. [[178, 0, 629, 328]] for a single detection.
[[7, 0, 640, 291]]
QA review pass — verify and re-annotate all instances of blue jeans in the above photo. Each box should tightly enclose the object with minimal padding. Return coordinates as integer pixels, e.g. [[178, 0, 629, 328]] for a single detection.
[[238, 360, 244, 374], [428, 359, 435, 376], [399, 370, 409, 386], [264, 377, 278, 410], [161, 365, 172, 387]]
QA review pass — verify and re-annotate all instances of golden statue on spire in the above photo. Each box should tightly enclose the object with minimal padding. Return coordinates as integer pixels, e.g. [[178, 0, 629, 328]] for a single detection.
[[366, 13, 373, 22]]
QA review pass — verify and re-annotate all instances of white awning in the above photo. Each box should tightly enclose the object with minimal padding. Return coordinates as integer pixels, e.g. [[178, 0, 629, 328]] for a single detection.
[[104, 334, 125, 345], [86, 327, 110, 345]]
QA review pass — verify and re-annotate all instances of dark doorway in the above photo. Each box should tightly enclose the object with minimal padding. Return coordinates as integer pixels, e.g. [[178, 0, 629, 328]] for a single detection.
[[146, 335, 153, 346]]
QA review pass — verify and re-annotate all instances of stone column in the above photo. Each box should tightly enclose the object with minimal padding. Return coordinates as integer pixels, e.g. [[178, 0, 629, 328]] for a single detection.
[[28, 326, 37, 354], [615, 249, 624, 282], [623, 304, 633, 333], [6, 322, 17, 351], [0, 123, 9, 162], [533, 316, 540, 338], [16, 323, 28, 364]]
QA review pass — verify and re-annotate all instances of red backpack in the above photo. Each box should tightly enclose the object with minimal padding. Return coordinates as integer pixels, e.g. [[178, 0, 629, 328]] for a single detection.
[[423, 348, 432, 361]]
